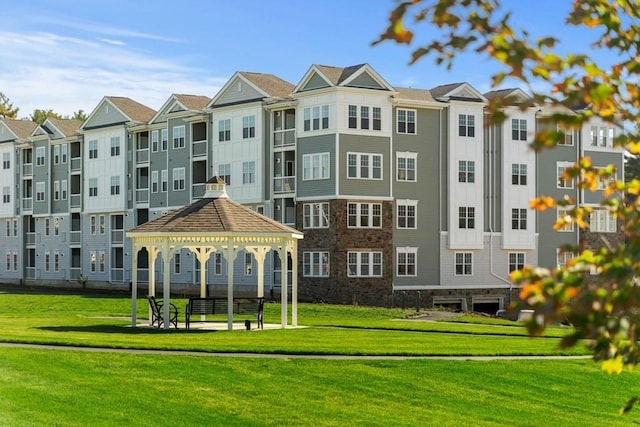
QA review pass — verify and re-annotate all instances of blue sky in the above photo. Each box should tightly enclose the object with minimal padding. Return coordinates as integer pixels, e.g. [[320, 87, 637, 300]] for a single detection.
[[0, 0, 616, 117]]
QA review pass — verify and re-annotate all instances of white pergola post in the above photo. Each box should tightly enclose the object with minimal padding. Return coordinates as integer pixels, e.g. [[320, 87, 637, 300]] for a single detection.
[[131, 244, 138, 328], [290, 240, 298, 327], [224, 241, 238, 331], [279, 243, 288, 328], [148, 246, 158, 326], [162, 241, 172, 330]]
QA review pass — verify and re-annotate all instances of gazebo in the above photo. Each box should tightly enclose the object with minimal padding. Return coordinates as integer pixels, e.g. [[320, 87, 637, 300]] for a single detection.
[[126, 177, 304, 330]]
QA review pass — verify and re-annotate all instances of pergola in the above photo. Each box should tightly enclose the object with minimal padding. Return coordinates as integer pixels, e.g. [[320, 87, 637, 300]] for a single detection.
[[126, 177, 304, 330]]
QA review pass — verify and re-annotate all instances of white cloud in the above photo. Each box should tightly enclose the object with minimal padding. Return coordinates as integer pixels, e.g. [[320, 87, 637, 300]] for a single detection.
[[100, 38, 126, 46], [0, 31, 226, 117]]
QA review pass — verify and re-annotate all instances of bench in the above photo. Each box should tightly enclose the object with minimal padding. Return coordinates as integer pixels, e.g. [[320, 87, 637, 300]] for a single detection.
[[147, 295, 179, 329], [185, 297, 264, 330]]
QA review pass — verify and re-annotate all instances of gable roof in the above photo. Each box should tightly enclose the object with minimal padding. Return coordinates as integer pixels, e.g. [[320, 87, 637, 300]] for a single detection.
[[393, 87, 437, 103], [294, 63, 394, 93], [314, 64, 366, 86], [239, 72, 294, 99], [0, 118, 39, 140], [207, 71, 294, 108], [484, 88, 532, 106], [430, 82, 487, 102], [107, 96, 156, 123], [45, 117, 83, 138], [174, 94, 212, 111]]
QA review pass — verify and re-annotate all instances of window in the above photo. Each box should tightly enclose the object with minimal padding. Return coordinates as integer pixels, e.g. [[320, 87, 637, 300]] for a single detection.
[[347, 105, 378, 130], [455, 252, 473, 275], [61, 180, 67, 200], [303, 251, 330, 277], [36, 147, 46, 166], [54, 145, 60, 164], [347, 202, 382, 228], [54, 218, 59, 236], [110, 176, 120, 195], [348, 105, 357, 129], [594, 126, 614, 147], [213, 252, 223, 275], [44, 218, 50, 236], [13, 219, 17, 237], [303, 108, 311, 131], [245, 252, 253, 276], [151, 130, 159, 152], [12, 251, 17, 271], [303, 202, 329, 229], [511, 119, 527, 141], [557, 163, 574, 189], [458, 161, 475, 183], [372, 107, 381, 130], [304, 105, 329, 131], [5, 252, 10, 271], [110, 137, 121, 156], [90, 251, 96, 272], [54, 251, 59, 272], [595, 167, 616, 190], [2, 186, 9, 204], [151, 171, 159, 193], [509, 252, 525, 273], [397, 200, 417, 229], [219, 164, 231, 186], [242, 161, 255, 184], [397, 247, 417, 276], [54, 181, 60, 201], [396, 153, 416, 182], [302, 153, 330, 180], [558, 125, 576, 146], [173, 126, 185, 148], [161, 170, 168, 192], [512, 208, 527, 230], [347, 251, 382, 277], [5, 220, 8, 237], [590, 209, 616, 233], [322, 105, 329, 129], [397, 109, 416, 134], [458, 114, 475, 137], [313, 106, 320, 130], [90, 215, 97, 235], [89, 178, 98, 197], [99, 215, 105, 235], [61, 144, 68, 164], [512, 164, 527, 185], [218, 119, 231, 142], [174, 252, 181, 274], [2, 152, 10, 169], [45, 251, 50, 272], [173, 168, 185, 191], [161, 129, 168, 151], [360, 106, 370, 129], [88, 140, 98, 159], [557, 249, 575, 269], [36, 182, 45, 202], [347, 152, 382, 179], [458, 207, 475, 229], [99, 251, 105, 273], [242, 116, 255, 139]]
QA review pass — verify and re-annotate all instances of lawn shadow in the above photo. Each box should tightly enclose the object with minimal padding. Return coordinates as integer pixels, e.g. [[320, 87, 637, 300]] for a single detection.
[[37, 325, 216, 334]]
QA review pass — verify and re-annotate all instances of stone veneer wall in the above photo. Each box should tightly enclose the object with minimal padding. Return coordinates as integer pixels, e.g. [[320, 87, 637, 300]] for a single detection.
[[297, 199, 394, 306]]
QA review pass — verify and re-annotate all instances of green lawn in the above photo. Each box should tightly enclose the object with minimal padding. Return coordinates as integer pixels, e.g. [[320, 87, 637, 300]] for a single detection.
[[0, 290, 637, 426]]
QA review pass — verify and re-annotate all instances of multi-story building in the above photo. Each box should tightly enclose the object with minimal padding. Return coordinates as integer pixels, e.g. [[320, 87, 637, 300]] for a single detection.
[[0, 63, 624, 312]]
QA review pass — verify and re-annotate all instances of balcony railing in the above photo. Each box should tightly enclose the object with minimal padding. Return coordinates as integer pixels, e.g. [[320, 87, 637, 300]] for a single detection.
[[274, 129, 295, 148], [26, 232, 36, 246], [25, 267, 36, 280], [22, 163, 33, 176], [111, 268, 124, 282], [69, 268, 81, 281], [22, 198, 32, 211], [136, 149, 149, 164], [192, 183, 205, 199], [70, 194, 81, 209], [273, 176, 295, 194], [70, 157, 81, 172], [136, 188, 149, 203], [192, 140, 207, 157], [70, 230, 81, 245], [111, 229, 124, 244]]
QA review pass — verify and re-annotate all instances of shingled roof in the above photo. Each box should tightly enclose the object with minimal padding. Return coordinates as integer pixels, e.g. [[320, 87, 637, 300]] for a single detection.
[[314, 64, 366, 86], [174, 94, 212, 111], [393, 87, 437, 103], [107, 96, 156, 123], [46, 117, 83, 138], [1, 118, 39, 139], [239, 72, 294, 99]]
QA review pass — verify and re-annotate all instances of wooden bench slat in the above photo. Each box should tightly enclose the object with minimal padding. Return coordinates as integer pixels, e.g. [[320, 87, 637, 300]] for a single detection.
[[185, 297, 264, 330]]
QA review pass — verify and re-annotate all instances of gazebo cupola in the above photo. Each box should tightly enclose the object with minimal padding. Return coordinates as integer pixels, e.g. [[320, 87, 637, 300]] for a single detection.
[[204, 176, 229, 199]]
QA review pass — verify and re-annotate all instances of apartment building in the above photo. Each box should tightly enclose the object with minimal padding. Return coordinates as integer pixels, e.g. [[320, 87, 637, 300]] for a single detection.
[[0, 63, 624, 311]]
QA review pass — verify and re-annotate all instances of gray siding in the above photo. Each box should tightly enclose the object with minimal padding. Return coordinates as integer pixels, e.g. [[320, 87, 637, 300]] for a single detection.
[[339, 134, 390, 197], [297, 134, 336, 198], [51, 145, 69, 215], [583, 150, 624, 204], [84, 102, 128, 128], [347, 73, 384, 90], [213, 79, 264, 106], [301, 73, 330, 91], [167, 118, 191, 207], [32, 140, 49, 216]]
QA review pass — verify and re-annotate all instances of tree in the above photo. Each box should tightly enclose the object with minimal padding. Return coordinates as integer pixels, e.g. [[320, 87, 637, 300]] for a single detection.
[[0, 92, 19, 119], [70, 109, 87, 122], [30, 109, 62, 125], [375, 0, 640, 412]]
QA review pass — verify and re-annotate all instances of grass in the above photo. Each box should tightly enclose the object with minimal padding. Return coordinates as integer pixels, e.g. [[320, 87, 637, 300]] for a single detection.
[[0, 289, 638, 425]]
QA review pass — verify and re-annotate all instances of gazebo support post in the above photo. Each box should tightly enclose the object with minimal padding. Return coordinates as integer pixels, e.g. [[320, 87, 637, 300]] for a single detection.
[[225, 243, 238, 331], [131, 246, 138, 328], [148, 246, 157, 326], [290, 241, 298, 327], [279, 246, 288, 328], [162, 242, 172, 330]]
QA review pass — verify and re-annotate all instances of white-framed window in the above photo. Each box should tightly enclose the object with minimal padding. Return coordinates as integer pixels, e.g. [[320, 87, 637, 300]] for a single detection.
[[396, 153, 416, 182], [511, 119, 527, 141], [5, 220, 9, 237], [54, 251, 59, 272], [99, 215, 105, 235], [455, 252, 473, 275], [110, 176, 120, 195], [372, 107, 381, 130], [557, 162, 574, 189], [89, 178, 98, 197], [245, 252, 253, 276], [151, 130, 159, 152], [558, 125, 576, 146], [458, 160, 475, 183], [90, 215, 97, 235], [99, 251, 105, 273], [110, 137, 121, 156], [347, 202, 382, 228], [593, 126, 614, 148], [397, 200, 417, 229], [512, 164, 527, 185], [590, 209, 616, 233], [12, 251, 17, 271], [303, 105, 329, 131], [303, 202, 329, 229], [595, 167, 616, 190], [557, 249, 575, 269], [347, 152, 382, 180], [218, 119, 231, 142], [458, 114, 475, 137], [54, 181, 60, 201], [161, 170, 168, 192], [347, 251, 382, 277], [458, 206, 475, 229], [242, 161, 255, 184], [173, 126, 185, 149], [174, 252, 181, 274], [348, 105, 357, 129], [173, 168, 185, 191], [36, 146, 46, 166], [36, 181, 45, 202], [347, 105, 381, 131], [213, 252, 223, 275], [13, 219, 17, 237], [397, 109, 416, 134], [61, 180, 67, 200], [44, 251, 50, 272], [303, 251, 330, 277], [90, 251, 97, 272], [44, 218, 50, 236], [508, 252, 525, 273], [151, 171, 159, 193], [88, 140, 98, 159], [556, 208, 574, 231], [242, 116, 255, 139], [219, 164, 231, 186], [2, 186, 9, 204], [511, 208, 527, 230], [302, 153, 330, 180], [54, 218, 59, 236], [61, 144, 67, 164], [396, 247, 417, 277], [2, 152, 10, 169], [161, 129, 168, 151], [5, 251, 10, 271], [54, 145, 60, 164]]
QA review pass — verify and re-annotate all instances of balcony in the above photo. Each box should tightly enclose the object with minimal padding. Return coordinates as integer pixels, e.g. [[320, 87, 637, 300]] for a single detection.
[[192, 140, 207, 157], [22, 163, 33, 176], [192, 183, 205, 199], [70, 194, 81, 209], [111, 229, 124, 244], [70, 230, 81, 245], [136, 149, 149, 164], [136, 188, 149, 203], [26, 232, 36, 246], [273, 176, 295, 194], [22, 198, 32, 211], [70, 157, 81, 172], [274, 129, 295, 148]]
